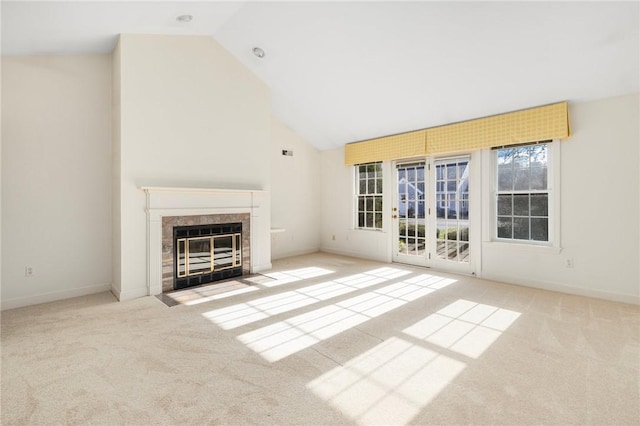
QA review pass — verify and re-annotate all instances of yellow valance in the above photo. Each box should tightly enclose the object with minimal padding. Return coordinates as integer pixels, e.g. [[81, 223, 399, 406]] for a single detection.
[[426, 102, 571, 155], [344, 102, 570, 165], [344, 130, 426, 165]]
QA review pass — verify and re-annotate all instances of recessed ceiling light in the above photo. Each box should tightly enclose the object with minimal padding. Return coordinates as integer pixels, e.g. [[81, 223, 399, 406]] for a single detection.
[[253, 47, 265, 58], [176, 15, 193, 23]]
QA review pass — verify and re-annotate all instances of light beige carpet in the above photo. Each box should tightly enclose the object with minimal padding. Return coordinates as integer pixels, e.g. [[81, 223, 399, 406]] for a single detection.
[[2, 252, 639, 425]]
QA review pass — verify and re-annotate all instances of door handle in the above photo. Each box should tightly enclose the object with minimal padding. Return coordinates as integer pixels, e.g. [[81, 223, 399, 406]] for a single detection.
[[392, 215, 397, 219]]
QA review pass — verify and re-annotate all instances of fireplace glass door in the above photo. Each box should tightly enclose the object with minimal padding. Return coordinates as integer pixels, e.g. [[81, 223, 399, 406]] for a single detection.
[[177, 234, 241, 277]]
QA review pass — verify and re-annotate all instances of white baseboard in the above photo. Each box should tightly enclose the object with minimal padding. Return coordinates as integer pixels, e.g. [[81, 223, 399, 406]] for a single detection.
[[271, 247, 320, 261], [320, 247, 389, 263], [1, 283, 112, 311], [480, 272, 640, 305], [252, 262, 273, 273], [112, 285, 149, 301]]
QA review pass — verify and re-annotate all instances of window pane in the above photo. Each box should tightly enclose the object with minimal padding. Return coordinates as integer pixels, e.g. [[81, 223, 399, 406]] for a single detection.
[[365, 178, 373, 194], [445, 228, 456, 240], [375, 213, 383, 229], [376, 178, 383, 194], [417, 201, 425, 218], [446, 205, 456, 219], [460, 243, 469, 262], [530, 194, 548, 217], [459, 202, 469, 220], [408, 202, 415, 218], [417, 167, 424, 181], [358, 197, 364, 212], [366, 197, 374, 212], [497, 195, 512, 215], [531, 218, 548, 241], [514, 148, 529, 168], [530, 166, 547, 190], [447, 242, 458, 260], [418, 224, 425, 238], [447, 180, 456, 192], [459, 227, 469, 241], [514, 168, 530, 191], [497, 216, 512, 238], [513, 194, 529, 216], [399, 237, 407, 254], [497, 149, 514, 166], [359, 180, 366, 194], [458, 163, 467, 178], [530, 145, 548, 167], [375, 197, 382, 212], [513, 217, 529, 240], [408, 168, 416, 181], [498, 165, 513, 191], [366, 213, 373, 228], [398, 220, 407, 236], [358, 213, 365, 228], [447, 165, 456, 179]]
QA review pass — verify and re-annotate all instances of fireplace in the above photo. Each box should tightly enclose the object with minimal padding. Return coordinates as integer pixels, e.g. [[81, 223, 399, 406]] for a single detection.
[[173, 222, 243, 290], [162, 213, 251, 293], [142, 187, 271, 299]]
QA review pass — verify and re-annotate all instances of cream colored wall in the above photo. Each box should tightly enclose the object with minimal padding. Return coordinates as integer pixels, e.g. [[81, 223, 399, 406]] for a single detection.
[[321, 94, 640, 303], [113, 35, 271, 300], [1, 55, 113, 309], [480, 93, 639, 302], [270, 116, 321, 259], [320, 148, 392, 262]]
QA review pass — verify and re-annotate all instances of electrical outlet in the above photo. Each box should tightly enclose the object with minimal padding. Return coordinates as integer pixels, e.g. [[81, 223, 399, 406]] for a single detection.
[[25, 266, 34, 277]]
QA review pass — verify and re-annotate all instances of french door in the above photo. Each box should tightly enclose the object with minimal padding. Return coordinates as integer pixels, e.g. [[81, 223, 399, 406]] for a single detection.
[[392, 156, 474, 274], [393, 161, 428, 266]]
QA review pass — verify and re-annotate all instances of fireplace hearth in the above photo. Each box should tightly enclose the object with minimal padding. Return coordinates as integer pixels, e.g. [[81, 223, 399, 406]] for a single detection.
[[174, 223, 243, 290]]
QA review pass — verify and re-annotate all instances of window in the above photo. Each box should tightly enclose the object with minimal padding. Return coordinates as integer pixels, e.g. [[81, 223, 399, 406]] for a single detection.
[[356, 162, 383, 229], [495, 143, 550, 243]]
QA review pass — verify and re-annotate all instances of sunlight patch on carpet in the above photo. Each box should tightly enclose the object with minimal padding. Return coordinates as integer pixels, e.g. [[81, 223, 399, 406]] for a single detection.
[[307, 336, 466, 425], [235, 273, 456, 362]]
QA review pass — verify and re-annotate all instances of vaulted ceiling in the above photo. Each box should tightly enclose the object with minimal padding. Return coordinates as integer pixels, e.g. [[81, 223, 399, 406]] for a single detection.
[[3, 1, 639, 150]]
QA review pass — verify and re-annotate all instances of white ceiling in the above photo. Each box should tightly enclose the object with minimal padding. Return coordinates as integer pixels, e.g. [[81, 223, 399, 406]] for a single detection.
[[2, 1, 639, 150]]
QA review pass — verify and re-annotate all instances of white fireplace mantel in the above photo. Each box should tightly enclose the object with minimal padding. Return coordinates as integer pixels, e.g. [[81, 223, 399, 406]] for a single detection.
[[142, 186, 271, 296]]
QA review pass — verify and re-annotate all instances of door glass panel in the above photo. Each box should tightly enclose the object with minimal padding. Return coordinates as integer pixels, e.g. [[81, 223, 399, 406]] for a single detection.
[[435, 158, 470, 263], [397, 163, 426, 257]]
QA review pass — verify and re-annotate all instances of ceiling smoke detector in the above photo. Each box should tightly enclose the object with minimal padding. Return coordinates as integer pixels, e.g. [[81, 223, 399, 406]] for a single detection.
[[252, 47, 265, 58], [176, 15, 193, 23]]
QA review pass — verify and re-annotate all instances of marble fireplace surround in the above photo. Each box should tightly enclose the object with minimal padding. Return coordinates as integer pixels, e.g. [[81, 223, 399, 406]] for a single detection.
[[143, 187, 270, 296], [162, 213, 250, 293]]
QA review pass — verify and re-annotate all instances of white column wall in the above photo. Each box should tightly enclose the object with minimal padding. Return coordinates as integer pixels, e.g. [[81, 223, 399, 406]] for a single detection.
[[113, 35, 271, 300]]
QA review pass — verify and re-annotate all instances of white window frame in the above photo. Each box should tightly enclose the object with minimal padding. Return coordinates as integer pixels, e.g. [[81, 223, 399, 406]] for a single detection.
[[490, 140, 561, 249], [355, 162, 384, 230]]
